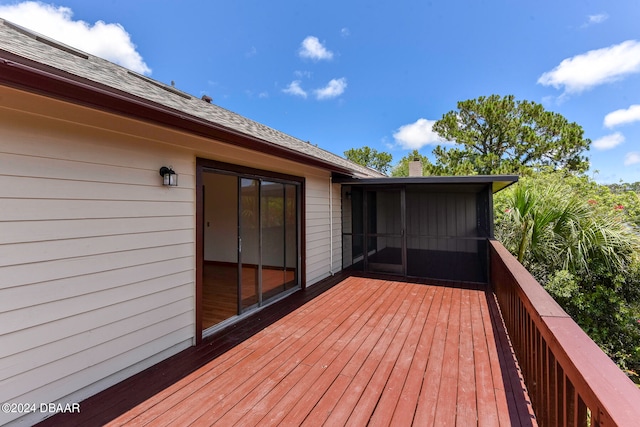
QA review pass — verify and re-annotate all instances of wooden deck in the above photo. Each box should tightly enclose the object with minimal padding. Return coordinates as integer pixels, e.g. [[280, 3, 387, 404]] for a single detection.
[[40, 275, 536, 426]]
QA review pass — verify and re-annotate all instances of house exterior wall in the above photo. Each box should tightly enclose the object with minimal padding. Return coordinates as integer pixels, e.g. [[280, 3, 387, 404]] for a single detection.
[[0, 86, 342, 425]]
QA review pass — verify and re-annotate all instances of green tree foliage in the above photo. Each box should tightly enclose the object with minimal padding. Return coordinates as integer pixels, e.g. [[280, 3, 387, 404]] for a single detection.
[[344, 146, 393, 174], [606, 181, 640, 227], [495, 172, 640, 379], [431, 95, 591, 175], [607, 181, 640, 193]]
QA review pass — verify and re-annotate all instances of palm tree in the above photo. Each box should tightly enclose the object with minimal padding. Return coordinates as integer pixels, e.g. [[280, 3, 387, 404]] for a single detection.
[[497, 177, 637, 277]]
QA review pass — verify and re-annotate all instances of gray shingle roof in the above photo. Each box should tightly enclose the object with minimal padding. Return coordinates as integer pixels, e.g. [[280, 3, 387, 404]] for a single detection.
[[0, 18, 384, 178]]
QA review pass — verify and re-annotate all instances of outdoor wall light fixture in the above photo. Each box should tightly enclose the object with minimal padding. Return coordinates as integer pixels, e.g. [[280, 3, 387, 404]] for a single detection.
[[159, 166, 178, 186]]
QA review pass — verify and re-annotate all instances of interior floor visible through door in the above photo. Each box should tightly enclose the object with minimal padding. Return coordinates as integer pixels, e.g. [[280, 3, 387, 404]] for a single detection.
[[202, 262, 296, 330]]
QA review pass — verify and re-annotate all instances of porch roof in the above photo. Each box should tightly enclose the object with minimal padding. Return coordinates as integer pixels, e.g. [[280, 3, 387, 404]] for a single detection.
[[335, 174, 519, 193]]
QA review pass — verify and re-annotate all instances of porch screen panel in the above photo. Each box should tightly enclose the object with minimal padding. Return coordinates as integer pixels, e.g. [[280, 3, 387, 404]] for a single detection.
[[342, 186, 364, 271], [366, 189, 403, 274], [406, 188, 485, 282]]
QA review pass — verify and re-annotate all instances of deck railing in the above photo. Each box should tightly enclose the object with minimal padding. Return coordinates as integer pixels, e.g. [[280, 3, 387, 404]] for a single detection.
[[489, 239, 640, 426]]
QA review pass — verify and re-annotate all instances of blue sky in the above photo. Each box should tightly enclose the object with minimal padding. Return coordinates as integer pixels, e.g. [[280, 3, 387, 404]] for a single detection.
[[1, 1, 640, 183]]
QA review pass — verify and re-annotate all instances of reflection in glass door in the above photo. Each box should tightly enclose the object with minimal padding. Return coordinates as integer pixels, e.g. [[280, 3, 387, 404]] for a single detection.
[[284, 184, 298, 290], [239, 178, 260, 312], [260, 181, 299, 302]]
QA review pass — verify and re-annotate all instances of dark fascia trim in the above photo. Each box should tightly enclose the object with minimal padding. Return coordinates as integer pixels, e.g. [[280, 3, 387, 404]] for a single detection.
[[0, 49, 355, 176], [335, 175, 519, 193]]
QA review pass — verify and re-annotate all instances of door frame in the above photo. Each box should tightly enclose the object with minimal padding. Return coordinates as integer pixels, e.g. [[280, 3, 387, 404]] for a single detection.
[[195, 158, 305, 344]]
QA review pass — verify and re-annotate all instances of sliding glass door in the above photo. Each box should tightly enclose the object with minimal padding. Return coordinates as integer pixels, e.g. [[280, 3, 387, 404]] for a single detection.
[[200, 164, 301, 335]]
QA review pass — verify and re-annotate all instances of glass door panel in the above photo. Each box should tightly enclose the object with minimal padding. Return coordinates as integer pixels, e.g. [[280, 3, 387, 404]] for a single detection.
[[284, 183, 298, 290], [239, 178, 259, 312], [201, 171, 238, 331], [261, 181, 286, 301]]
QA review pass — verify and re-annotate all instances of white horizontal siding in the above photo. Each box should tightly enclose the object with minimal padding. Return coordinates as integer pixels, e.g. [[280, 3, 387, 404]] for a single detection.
[[0, 257, 193, 315], [0, 198, 193, 221], [1, 289, 193, 402], [0, 85, 347, 425], [0, 229, 193, 268], [12, 329, 192, 426], [0, 96, 196, 426], [0, 216, 194, 245], [1, 297, 192, 379], [304, 175, 333, 285], [1, 271, 194, 338]]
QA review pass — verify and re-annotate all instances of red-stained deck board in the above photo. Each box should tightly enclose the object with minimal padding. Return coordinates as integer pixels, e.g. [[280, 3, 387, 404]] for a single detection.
[[367, 286, 436, 427], [471, 287, 501, 427], [389, 284, 445, 425], [456, 287, 478, 427], [45, 275, 535, 427], [413, 285, 453, 425], [479, 289, 513, 427], [282, 281, 414, 425], [345, 284, 428, 426], [107, 276, 361, 427], [252, 283, 394, 425], [214, 279, 393, 425], [152, 277, 381, 426], [433, 284, 462, 427], [486, 291, 538, 426]]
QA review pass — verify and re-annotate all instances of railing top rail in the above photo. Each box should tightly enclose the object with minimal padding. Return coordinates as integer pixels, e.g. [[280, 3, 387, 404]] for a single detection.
[[489, 239, 640, 426], [490, 240, 566, 318]]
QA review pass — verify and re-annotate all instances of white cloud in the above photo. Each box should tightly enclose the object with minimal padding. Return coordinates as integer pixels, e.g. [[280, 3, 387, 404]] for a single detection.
[[282, 80, 307, 98], [314, 78, 347, 100], [299, 36, 333, 61], [393, 118, 448, 150], [592, 132, 625, 150], [604, 105, 640, 128], [583, 13, 609, 27], [294, 70, 312, 79], [341, 28, 350, 38], [537, 40, 640, 94], [0, 1, 150, 74], [625, 152, 640, 165]]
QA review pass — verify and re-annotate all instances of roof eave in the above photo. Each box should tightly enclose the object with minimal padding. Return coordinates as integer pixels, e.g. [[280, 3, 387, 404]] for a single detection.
[[335, 175, 519, 193], [0, 49, 357, 176]]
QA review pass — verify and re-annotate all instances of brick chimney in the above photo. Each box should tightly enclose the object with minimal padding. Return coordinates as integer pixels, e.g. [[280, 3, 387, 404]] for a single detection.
[[408, 158, 422, 177]]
